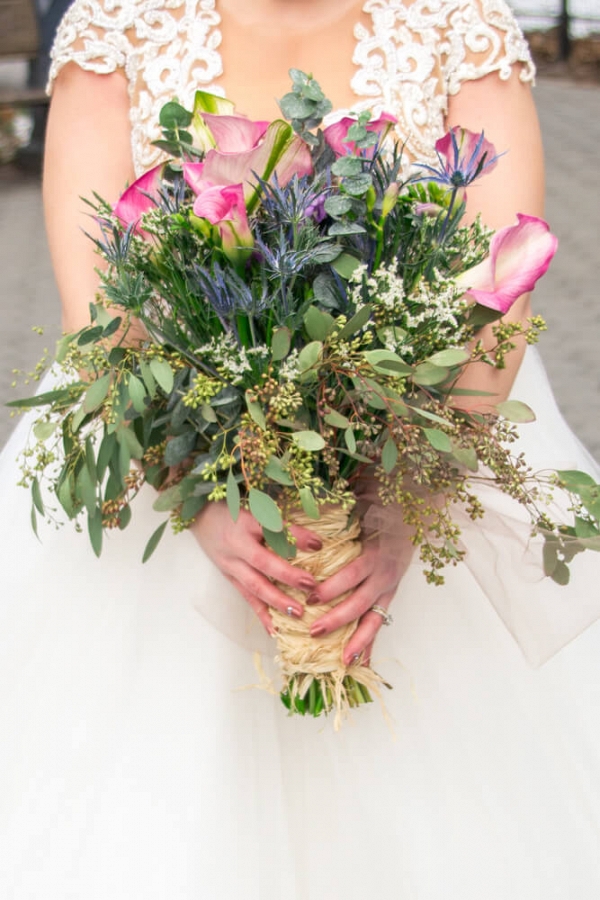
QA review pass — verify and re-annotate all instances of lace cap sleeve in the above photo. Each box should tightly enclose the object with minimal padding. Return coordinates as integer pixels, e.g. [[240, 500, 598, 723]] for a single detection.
[[441, 0, 535, 96], [47, 0, 144, 93]]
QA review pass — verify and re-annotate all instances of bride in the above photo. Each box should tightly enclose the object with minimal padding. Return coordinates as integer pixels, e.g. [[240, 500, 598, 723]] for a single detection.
[[1, 0, 599, 897]]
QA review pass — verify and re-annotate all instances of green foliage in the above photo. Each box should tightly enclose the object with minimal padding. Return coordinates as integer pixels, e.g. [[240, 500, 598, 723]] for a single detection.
[[11, 68, 599, 589]]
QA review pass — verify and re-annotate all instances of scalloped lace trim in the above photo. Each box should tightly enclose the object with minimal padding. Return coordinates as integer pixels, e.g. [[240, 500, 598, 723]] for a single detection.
[[49, 0, 534, 175]]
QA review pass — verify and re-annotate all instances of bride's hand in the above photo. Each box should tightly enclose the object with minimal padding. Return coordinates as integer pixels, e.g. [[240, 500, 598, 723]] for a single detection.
[[308, 532, 414, 666], [189, 501, 322, 635]]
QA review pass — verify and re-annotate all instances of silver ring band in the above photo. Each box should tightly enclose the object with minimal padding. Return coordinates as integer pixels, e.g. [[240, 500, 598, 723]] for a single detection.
[[370, 604, 393, 626]]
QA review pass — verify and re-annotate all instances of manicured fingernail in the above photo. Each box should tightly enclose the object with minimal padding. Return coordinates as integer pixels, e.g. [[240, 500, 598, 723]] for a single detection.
[[286, 604, 303, 618], [307, 538, 322, 551], [310, 622, 327, 637], [306, 592, 321, 606], [299, 577, 315, 591], [351, 653, 361, 665]]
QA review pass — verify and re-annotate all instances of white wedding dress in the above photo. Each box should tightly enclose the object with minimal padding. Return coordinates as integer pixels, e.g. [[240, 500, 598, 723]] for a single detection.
[[1, 2, 600, 898]]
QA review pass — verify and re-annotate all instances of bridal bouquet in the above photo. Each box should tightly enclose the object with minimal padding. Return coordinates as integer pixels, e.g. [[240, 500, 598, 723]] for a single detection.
[[12, 71, 600, 722]]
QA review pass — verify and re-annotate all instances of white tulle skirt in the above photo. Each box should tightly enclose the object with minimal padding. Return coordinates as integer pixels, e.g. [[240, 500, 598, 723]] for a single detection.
[[1, 347, 599, 900]]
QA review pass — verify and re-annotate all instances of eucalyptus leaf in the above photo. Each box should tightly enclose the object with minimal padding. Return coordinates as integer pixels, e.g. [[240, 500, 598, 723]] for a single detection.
[[200, 403, 218, 423], [451, 445, 479, 472], [363, 349, 412, 376], [331, 253, 361, 279], [341, 174, 373, 197], [149, 358, 175, 394], [226, 468, 241, 521], [265, 456, 294, 486], [495, 400, 536, 424], [298, 341, 323, 375], [31, 477, 44, 515], [153, 483, 184, 512], [271, 327, 291, 361], [159, 101, 193, 129], [142, 520, 168, 563], [33, 420, 57, 442], [139, 359, 157, 398], [381, 436, 398, 473], [324, 409, 350, 428], [324, 196, 353, 217], [181, 495, 207, 521], [291, 430, 326, 452], [551, 560, 571, 586], [331, 156, 363, 177], [328, 221, 366, 236], [304, 306, 335, 341], [164, 430, 197, 466], [245, 391, 266, 430], [263, 526, 297, 559], [88, 507, 103, 558], [412, 362, 450, 386], [344, 428, 357, 453], [339, 305, 372, 339], [249, 488, 283, 532], [128, 373, 147, 414], [78, 464, 98, 515], [83, 374, 111, 413], [299, 486, 320, 519], [119, 424, 144, 459], [427, 348, 470, 367], [423, 428, 452, 453]]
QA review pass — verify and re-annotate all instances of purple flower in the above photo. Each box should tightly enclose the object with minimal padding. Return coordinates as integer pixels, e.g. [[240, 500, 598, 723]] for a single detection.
[[419, 127, 499, 189]]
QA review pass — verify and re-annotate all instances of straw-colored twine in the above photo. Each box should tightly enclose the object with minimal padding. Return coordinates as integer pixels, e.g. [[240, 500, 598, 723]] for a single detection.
[[271, 506, 386, 725]]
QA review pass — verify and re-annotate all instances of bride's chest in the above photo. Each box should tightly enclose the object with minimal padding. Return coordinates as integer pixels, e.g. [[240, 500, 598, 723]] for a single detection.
[[126, 0, 449, 173]]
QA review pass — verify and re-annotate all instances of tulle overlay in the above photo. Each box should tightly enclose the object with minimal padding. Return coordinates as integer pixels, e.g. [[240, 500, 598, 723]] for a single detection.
[[1, 347, 600, 899]]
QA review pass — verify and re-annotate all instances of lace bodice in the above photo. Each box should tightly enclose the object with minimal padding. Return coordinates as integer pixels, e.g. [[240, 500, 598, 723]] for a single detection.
[[48, 0, 534, 176]]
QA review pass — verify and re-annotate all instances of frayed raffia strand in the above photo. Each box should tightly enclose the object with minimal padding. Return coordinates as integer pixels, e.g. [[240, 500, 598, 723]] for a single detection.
[[271, 506, 389, 730]]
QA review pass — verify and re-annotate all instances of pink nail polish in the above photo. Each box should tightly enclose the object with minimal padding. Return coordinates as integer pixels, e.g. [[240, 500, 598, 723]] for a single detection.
[[307, 538, 322, 551], [310, 622, 327, 637], [306, 592, 321, 606], [299, 577, 315, 592]]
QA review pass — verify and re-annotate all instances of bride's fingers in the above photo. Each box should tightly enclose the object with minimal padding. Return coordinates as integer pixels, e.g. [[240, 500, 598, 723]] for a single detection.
[[241, 540, 317, 595], [309, 553, 373, 605], [226, 574, 274, 636], [288, 522, 323, 553], [341, 594, 394, 665], [230, 560, 306, 619]]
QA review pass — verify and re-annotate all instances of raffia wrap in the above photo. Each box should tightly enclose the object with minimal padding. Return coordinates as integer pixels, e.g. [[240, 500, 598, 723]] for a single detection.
[[271, 506, 387, 728]]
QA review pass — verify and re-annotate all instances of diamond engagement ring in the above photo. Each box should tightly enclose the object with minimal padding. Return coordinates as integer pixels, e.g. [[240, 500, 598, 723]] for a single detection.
[[370, 604, 393, 626], [286, 606, 294, 617]]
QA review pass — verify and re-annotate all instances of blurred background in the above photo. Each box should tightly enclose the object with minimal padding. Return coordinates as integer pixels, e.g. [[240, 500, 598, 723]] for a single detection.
[[0, 0, 599, 455]]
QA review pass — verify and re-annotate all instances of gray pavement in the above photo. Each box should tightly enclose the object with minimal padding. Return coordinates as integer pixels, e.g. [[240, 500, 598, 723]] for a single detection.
[[0, 77, 599, 457]]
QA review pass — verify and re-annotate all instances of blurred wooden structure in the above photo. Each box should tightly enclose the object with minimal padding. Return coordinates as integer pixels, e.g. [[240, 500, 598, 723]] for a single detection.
[[0, 0, 48, 106]]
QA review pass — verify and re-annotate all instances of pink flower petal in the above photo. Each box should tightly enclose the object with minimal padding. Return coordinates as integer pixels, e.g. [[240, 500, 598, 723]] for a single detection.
[[323, 112, 397, 157], [202, 114, 269, 153], [202, 120, 312, 205], [113, 164, 163, 230], [458, 214, 558, 314], [183, 162, 208, 195]]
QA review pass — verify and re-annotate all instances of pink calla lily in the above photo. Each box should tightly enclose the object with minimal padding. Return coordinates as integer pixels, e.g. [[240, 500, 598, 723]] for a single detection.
[[457, 214, 558, 314], [201, 120, 313, 211], [192, 183, 253, 262], [183, 162, 207, 195], [323, 112, 397, 158], [113, 164, 163, 234], [202, 114, 269, 153]]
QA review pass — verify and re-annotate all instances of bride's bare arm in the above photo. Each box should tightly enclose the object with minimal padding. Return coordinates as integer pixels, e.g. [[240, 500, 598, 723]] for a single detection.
[[44, 65, 136, 332], [445, 68, 546, 407]]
